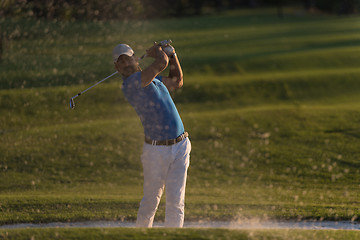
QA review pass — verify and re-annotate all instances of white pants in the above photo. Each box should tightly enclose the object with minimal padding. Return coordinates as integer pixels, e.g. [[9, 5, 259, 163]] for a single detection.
[[136, 137, 191, 228]]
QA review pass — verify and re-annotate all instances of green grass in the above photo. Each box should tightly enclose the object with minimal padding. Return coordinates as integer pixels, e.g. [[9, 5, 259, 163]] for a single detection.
[[1, 228, 360, 240], [1, 7, 360, 238], [1, 87, 360, 224]]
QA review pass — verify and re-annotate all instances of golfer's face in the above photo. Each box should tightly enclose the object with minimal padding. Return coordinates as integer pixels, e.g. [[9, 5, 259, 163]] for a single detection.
[[116, 55, 139, 77]]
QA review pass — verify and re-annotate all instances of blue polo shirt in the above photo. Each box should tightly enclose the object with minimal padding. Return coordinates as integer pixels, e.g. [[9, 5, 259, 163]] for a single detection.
[[122, 72, 184, 141]]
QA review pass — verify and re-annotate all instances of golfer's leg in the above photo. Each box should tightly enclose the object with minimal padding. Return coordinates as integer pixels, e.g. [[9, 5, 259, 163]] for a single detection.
[[136, 145, 167, 228], [165, 138, 191, 228], [136, 184, 164, 227]]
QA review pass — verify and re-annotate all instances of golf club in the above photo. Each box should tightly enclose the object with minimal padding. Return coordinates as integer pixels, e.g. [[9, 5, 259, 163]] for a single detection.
[[69, 71, 118, 109]]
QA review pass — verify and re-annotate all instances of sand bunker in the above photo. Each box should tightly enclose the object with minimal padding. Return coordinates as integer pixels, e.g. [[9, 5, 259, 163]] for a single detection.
[[1, 220, 359, 230]]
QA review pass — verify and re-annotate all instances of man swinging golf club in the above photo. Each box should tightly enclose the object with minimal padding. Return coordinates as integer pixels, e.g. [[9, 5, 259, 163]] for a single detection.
[[113, 41, 191, 228]]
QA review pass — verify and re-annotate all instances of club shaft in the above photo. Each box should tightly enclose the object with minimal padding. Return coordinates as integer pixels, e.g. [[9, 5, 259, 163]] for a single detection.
[[71, 71, 118, 99], [70, 50, 147, 109]]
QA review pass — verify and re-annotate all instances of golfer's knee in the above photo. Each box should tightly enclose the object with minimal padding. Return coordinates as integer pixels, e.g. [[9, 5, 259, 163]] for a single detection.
[[140, 196, 161, 210], [166, 200, 184, 212]]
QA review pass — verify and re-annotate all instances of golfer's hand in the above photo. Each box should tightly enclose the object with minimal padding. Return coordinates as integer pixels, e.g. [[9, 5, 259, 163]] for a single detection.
[[146, 43, 164, 58], [162, 45, 175, 57]]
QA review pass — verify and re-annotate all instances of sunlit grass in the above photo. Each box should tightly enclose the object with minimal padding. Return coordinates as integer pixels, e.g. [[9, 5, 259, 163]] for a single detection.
[[1, 95, 360, 223], [2, 228, 360, 240]]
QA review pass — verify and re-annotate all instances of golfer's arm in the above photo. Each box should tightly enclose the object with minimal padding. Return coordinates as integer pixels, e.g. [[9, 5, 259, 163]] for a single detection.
[[162, 54, 183, 92], [141, 51, 169, 88]]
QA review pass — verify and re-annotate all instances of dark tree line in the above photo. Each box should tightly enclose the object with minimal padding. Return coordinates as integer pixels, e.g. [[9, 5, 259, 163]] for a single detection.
[[1, 0, 360, 20]]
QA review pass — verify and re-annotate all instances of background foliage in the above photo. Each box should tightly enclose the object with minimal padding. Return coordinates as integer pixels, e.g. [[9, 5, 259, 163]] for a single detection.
[[1, 0, 360, 21]]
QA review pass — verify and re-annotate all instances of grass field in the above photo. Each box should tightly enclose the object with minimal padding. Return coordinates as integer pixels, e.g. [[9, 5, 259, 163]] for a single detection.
[[1, 7, 360, 239], [2, 228, 360, 240]]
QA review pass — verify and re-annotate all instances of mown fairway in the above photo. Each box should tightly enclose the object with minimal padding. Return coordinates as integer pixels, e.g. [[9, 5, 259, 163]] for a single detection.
[[1, 8, 360, 239], [2, 228, 360, 240]]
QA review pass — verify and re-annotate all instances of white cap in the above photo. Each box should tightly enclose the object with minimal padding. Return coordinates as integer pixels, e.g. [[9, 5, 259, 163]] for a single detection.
[[112, 44, 134, 62]]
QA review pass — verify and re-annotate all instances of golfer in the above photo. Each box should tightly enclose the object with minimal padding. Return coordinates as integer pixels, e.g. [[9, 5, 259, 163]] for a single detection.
[[112, 42, 191, 228]]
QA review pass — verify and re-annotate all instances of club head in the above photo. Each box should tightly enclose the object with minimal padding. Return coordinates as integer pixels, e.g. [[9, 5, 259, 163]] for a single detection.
[[70, 98, 75, 109]]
